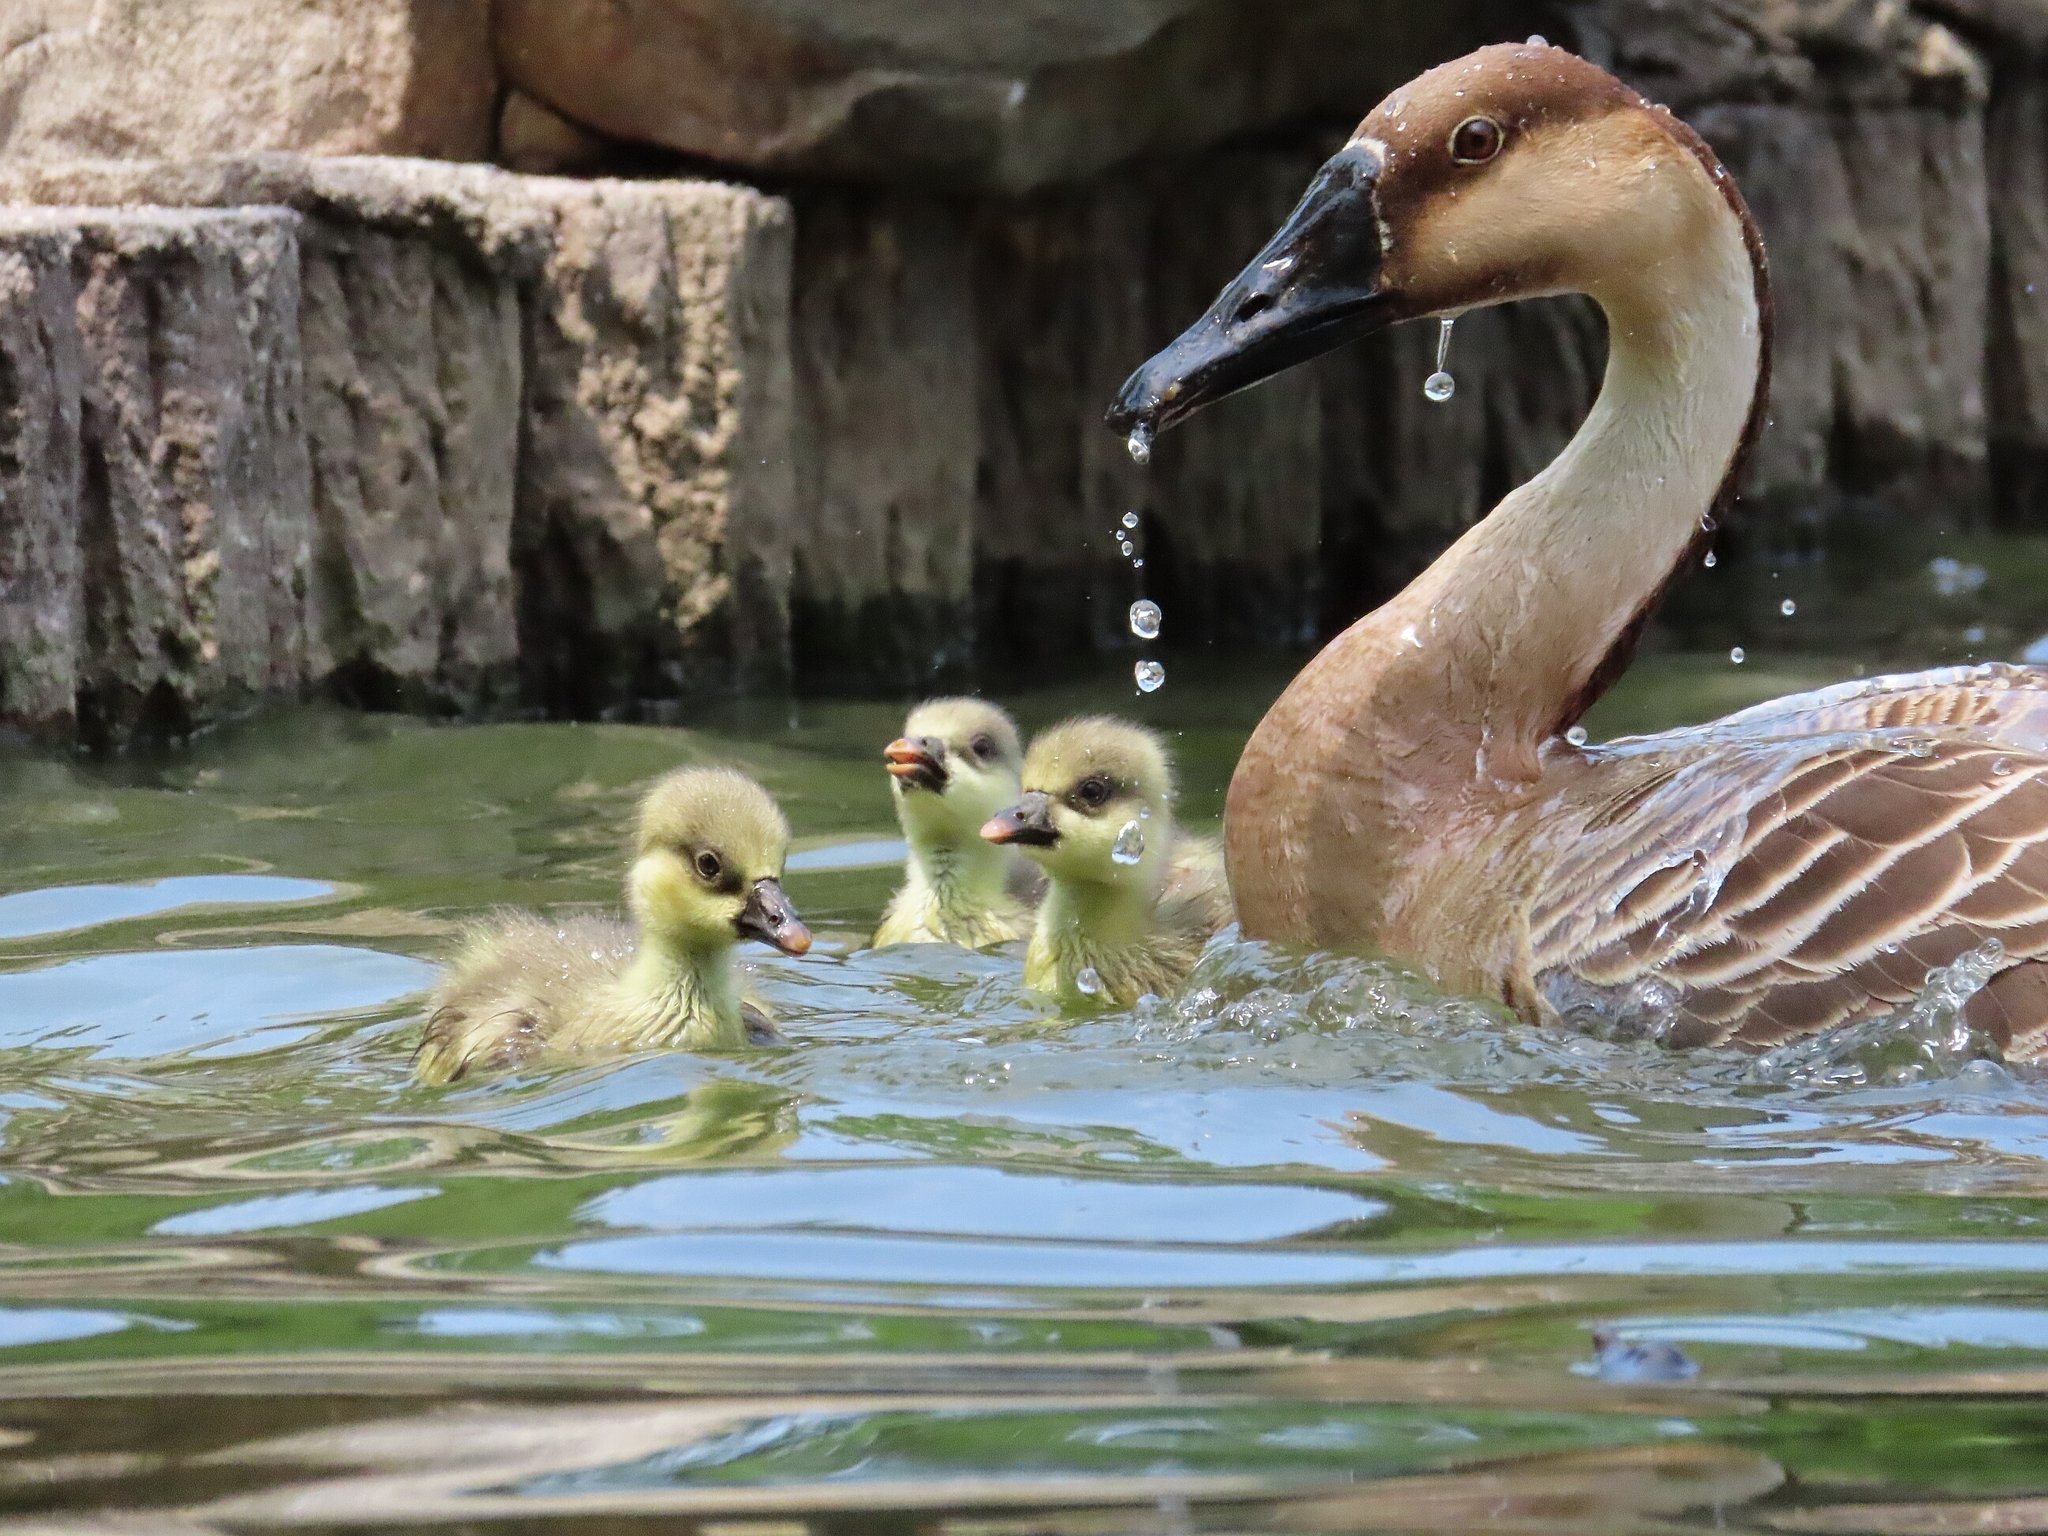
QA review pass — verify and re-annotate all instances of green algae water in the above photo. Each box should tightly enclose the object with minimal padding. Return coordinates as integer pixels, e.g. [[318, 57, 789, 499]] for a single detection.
[[6, 654, 2048, 1533]]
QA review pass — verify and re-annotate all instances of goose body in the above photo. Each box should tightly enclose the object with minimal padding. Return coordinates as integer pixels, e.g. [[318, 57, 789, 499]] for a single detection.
[[416, 768, 811, 1083], [983, 717, 1232, 1008], [873, 698, 1041, 949], [1109, 43, 2048, 1057]]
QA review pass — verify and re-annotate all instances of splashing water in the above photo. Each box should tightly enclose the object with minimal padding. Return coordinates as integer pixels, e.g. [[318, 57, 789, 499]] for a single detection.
[[1126, 425, 1153, 466], [1422, 315, 1456, 403], [1747, 940, 2008, 1089], [1134, 659, 1166, 693], [1111, 821, 1146, 866], [1128, 600, 1162, 641]]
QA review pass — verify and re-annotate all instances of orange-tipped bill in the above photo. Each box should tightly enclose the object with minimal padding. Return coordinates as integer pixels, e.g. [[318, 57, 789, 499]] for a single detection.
[[981, 791, 1058, 849], [884, 737, 947, 794], [736, 878, 812, 956]]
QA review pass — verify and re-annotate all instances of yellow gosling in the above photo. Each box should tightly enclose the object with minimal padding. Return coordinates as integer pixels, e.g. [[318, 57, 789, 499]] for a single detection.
[[983, 716, 1231, 1008], [415, 767, 809, 1083], [873, 697, 1041, 949]]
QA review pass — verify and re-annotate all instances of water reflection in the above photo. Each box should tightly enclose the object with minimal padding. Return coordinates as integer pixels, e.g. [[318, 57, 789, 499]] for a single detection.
[[1, 662, 2046, 1531]]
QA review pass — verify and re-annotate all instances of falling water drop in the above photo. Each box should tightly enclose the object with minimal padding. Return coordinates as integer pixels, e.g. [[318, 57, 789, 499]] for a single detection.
[[1126, 425, 1153, 466], [1422, 315, 1457, 403], [1119, 539, 1135, 558], [1128, 599, 1162, 640], [1134, 659, 1166, 693], [1780, 598, 1797, 617], [1565, 725, 1589, 747], [1076, 966, 1104, 997], [1703, 550, 1718, 569], [1112, 820, 1146, 865], [1729, 646, 1747, 665], [1121, 510, 1140, 531]]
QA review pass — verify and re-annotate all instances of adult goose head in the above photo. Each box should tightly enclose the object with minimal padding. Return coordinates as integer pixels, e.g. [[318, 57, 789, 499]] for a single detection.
[[1105, 43, 2048, 1057]]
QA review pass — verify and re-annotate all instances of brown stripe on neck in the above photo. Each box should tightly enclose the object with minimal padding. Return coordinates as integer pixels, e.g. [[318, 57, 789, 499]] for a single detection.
[[1552, 107, 1776, 736]]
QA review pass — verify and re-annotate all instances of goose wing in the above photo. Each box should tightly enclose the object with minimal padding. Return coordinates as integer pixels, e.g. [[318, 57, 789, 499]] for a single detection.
[[1684, 663, 2048, 748], [1527, 737, 2048, 1058]]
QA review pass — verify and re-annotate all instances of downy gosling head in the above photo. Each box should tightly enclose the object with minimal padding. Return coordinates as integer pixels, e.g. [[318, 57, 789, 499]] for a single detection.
[[631, 766, 811, 963], [873, 698, 1038, 948], [981, 717, 1228, 1006], [415, 766, 809, 1084]]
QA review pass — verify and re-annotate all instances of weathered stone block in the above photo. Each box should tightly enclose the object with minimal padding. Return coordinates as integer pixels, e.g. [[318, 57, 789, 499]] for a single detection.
[[0, 159, 797, 736], [517, 176, 796, 714], [0, 207, 311, 745], [0, 224, 83, 741]]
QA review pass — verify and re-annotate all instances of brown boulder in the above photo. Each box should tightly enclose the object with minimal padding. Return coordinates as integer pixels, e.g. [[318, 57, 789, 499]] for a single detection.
[[491, 0, 1496, 190], [0, 0, 496, 163]]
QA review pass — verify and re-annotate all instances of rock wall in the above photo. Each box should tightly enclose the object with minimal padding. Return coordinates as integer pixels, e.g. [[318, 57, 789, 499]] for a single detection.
[[0, 160, 792, 742], [2, 0, 2044, 741]]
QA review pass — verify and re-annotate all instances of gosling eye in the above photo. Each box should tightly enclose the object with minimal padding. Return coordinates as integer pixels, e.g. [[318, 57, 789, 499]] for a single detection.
[[970, 733, 998, 761], [693, 849, 724, 884], [1074, 777, 1112, 811], [1449, 115, 1504, 165]]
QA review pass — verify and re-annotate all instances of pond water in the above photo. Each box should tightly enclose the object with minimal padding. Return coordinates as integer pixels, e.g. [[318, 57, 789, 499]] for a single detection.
[[5, 650, 2048, 1533]]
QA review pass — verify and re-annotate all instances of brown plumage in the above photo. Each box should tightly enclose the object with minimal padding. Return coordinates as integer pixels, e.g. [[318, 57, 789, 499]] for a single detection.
[[1108, 42, 2048, 1058]]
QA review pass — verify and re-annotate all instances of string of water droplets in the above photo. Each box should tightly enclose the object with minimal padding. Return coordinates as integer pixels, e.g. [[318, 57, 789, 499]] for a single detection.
[[1124, 434, 1167, 693]]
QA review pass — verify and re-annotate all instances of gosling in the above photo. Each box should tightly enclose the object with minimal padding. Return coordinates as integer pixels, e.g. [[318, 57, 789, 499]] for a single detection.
[[415, 767, 810, 1083], [982, 717, 1231, 1007], [873, 698, 1041, 949]]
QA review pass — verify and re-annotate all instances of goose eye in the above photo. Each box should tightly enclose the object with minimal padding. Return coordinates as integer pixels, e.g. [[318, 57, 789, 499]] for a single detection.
[[970, 734, 997, 761], [1450, 116, 1504, 165], [694, 850, 723, 882], [1075, 777, 1111, 810]]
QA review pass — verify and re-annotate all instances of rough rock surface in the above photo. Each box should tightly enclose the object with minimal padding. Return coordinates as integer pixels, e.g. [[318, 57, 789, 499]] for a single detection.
[[0, 160, 792, 740], [0, 0, 496, 163]]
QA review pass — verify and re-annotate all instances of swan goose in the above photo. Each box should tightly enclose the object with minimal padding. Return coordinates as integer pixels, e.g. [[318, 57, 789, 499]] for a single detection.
[[873, 698, 1042, 949], [982, 717, 1232, 1007], [1107, 42, 2048, 1055], [415, 767, 810, 1082]]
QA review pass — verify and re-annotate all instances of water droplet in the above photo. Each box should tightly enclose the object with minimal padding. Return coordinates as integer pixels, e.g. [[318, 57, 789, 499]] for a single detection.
[[1121, 510, 1140, 531], [1132, 558, 1145, 569], [1729, 646, 1746, 665], [1527, 32, 1548, 45], [1993, 756, 2014, 776], [1703, 551, 1718, 569], [1134, 659, 1166, 693], [1700, 513, 1717, 532], [1780, 598, 1797, 617], [1128, 600, 1162, 640], [1565, 725, 1589, 747], [1126, 425, 1153, 466], [1422, 315, 1457, 403], [1076, 966, 1104, 997], [1118, 539, 1134, 558], [1112, 820, 1146, 865]]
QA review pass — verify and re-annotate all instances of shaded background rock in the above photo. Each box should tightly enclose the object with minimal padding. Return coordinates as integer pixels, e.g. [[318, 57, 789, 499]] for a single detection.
[[1, 0, 2044, 742]]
